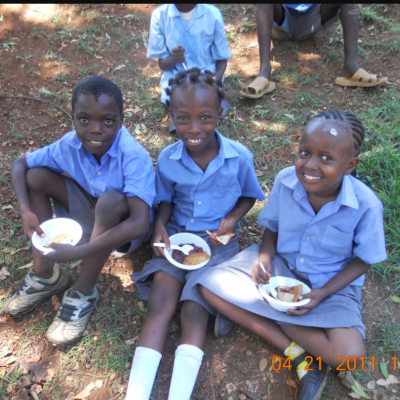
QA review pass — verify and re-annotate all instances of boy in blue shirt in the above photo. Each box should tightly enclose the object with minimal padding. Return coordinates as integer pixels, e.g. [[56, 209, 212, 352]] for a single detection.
[[4, 76, 156, 346], [241, 4, 387, 98], [147, 4, 232, 131]]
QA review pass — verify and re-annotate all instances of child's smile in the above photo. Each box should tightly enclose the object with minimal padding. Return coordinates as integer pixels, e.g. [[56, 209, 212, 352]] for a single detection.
[[171, 86, 222, 156], [72, 93, 123, 162], [295, 118, 358, 200]]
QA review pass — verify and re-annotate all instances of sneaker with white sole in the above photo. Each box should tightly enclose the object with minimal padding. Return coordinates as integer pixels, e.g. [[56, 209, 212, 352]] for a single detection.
[[3, 264, 70, 317], [45, 287, 100, 346]]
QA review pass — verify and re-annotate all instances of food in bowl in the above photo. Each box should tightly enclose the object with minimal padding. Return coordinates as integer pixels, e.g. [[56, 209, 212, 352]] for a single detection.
[[183, 252, 211, 265], [172, 243, 210, 265], [43, 233, 71, 248], [273, 285, 303, 303]]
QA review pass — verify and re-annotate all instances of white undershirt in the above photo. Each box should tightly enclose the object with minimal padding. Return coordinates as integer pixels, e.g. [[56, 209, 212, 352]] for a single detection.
[[180, 7, 196, 24]]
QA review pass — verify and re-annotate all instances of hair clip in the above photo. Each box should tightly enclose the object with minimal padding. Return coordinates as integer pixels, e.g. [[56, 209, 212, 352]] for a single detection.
[[330, 128, 337, 136]]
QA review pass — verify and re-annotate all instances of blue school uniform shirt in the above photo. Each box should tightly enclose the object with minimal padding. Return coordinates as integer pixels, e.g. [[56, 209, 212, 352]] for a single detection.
[[258, 166, 387, 289], [26, 126, 156, 208], [154, 130, 265, 231], [147, 4, 231, 103]]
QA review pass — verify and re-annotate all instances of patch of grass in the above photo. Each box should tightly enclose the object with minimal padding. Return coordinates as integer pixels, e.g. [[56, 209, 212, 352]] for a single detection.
[[79, 67, 95, 76]]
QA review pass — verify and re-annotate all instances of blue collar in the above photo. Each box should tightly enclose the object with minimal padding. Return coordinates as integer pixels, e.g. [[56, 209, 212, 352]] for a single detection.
[[281, 167, 359, 210], [67, 127, 123, 158]]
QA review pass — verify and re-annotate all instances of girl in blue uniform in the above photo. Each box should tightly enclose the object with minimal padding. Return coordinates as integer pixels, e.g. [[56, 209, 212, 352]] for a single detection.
[[126, 68, 265, 400], [197, 110, 387, 400]]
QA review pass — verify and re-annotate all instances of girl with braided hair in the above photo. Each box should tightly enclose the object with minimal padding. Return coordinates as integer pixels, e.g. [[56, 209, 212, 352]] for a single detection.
[[196, 110, 387, 400], [126, 68, 265, 400]]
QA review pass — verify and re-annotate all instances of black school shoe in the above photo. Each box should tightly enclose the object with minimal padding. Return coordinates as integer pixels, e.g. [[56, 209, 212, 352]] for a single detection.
[[292, 353, 329, 400], [214, 312, 236, 338]]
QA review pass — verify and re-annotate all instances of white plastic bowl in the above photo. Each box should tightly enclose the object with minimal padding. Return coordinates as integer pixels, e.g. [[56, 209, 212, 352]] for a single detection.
[[164, 232, 211, 270], [259, 276, 311, 313], [32, 218, 83, 255]]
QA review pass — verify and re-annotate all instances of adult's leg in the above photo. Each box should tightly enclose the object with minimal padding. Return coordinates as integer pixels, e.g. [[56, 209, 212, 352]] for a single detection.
[[257, 4, 285, 80], [320, 4, 360, 78], [200, 286, 291, 351], [70, 190, 130, 295], [281, 324, 365, 367], [26, 167, 69, 278], [138, 271, 184, 352]]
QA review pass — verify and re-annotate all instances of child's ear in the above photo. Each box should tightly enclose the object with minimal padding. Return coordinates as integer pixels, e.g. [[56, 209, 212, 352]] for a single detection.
[[344, 157, 359, 175], [218, 106, 223, 120], [120, 112, 124, 125]]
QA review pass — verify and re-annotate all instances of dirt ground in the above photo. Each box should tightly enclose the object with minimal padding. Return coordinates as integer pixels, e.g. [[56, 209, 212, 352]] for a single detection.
[[0, 4, 399, 400]]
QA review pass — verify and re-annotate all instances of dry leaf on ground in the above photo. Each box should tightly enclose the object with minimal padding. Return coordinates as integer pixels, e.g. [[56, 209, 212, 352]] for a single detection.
[[286, 378, 297, 389], [259, 358, 268, 371], [20, 361, 47, 383], [376, 375, 400, 386]]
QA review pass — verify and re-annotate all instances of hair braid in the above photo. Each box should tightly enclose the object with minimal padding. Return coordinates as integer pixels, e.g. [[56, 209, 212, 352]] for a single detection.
[[166, 67, 225, 108], [312, 110, 365, 155]]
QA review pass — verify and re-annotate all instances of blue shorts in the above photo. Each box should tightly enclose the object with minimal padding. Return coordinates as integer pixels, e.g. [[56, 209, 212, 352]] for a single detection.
[[53, 175, 150, 253], [272, 4, 337, 41]]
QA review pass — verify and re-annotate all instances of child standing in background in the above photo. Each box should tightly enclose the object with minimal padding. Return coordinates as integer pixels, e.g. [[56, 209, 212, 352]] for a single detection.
[[126, 68, 265, 400], [147, 4, 232, 131], [198, 110, 387, 400]]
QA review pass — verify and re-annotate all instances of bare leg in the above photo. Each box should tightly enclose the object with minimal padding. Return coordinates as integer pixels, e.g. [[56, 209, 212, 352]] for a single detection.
[[200, 286, 291, 351], [138, 271, 183, 353], [320, 4, 361, 78], [26, 167, 69, 279], [257, 4, 285, 80], [180, 301, 209, 349], [281, 325, 365, 367], [70, 190, 130, 295]]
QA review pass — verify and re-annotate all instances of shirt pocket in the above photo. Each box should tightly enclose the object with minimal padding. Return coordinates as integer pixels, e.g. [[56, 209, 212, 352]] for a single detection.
[[211, 184, 241, 217], [320, 225, 353, 256]]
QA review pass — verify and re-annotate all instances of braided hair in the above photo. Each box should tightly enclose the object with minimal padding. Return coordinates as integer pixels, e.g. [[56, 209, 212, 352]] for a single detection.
[[311, 110, 365, 156], [71, 76, 123, 114], [165, 67, 225, 109]]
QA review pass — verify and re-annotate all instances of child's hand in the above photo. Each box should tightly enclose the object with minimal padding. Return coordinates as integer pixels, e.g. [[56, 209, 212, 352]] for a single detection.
[[208, 218, 236, 246], [42, 243, 76, 263], [251, 262, 272, 284], [171, 45, 186, 64], [151, 223, 170, 258], [21, 211, 44, 240], [286, 288, 326, 316]]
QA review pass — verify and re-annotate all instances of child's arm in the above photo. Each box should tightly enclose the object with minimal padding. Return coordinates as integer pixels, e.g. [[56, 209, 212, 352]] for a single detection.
[[251, 228, 277, 285], [287, 257, 370, 316], [158, 45, 186, 71], [208, 196, 255, 247], [45, 196, 150, 262], [215, 60, 227, 82], [151, 202, 173, 258], [10, 156, 45, 239]]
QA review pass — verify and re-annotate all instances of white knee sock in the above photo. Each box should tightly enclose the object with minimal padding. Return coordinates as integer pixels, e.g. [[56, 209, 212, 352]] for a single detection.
[[168, 344, 204, 400], [125, 346, 162, 400]]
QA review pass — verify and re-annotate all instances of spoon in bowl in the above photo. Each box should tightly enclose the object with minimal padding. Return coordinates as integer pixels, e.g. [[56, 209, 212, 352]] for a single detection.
[[259, 262, 278, 298], [153, 243, 194, 255]]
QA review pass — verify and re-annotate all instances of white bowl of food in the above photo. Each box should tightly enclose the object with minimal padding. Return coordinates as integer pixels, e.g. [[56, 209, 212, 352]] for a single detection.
[[164, 232, 211, 270], [32, 218, 83, 255], [259, 276, 311, 313]]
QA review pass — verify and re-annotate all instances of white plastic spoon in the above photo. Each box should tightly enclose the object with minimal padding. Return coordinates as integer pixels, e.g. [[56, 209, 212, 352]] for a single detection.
[[153, 243, 194, 255], [259, 262, 278, 298]]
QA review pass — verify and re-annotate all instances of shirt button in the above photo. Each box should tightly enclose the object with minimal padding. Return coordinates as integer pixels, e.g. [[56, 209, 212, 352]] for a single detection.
[[296, 193, 299, 196], [190, 219, 194, 223], [306, 237, 310, 241], [198, 201, 202, 205], [97, 172, 101, 175], [300, 258, 304, 263]]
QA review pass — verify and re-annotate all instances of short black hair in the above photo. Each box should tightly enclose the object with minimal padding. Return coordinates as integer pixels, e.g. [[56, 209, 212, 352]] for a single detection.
[[165, 67, 225, 109], [71, 76, 123, 115], [311, 110, 365, 156]]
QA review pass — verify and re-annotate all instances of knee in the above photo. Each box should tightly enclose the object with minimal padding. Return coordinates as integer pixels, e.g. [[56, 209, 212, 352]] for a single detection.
[[26, 167, 52, 191], [331, 344, 366, 368], [96, 191, 128, 220], [181, 301, 207, 324]]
